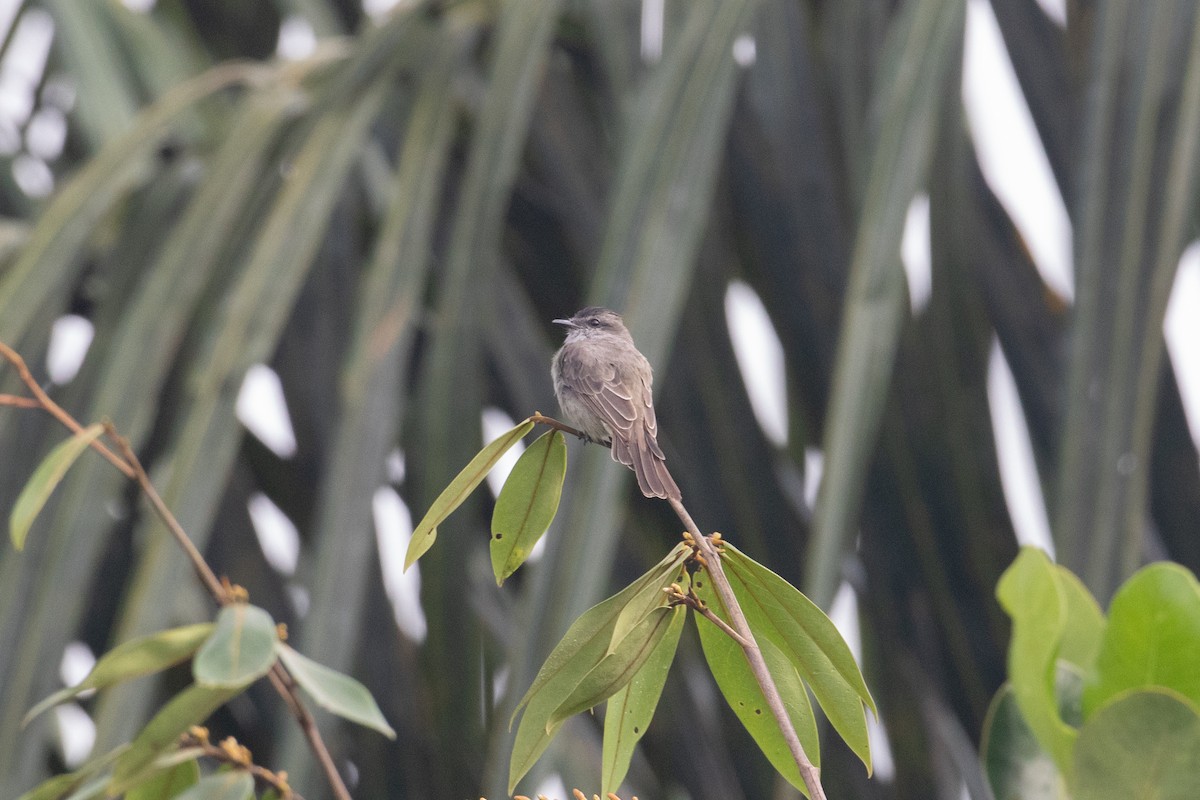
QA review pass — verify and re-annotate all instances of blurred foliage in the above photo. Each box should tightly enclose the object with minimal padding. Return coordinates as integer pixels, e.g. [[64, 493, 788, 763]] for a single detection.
[[1, 0, 1199, 798]]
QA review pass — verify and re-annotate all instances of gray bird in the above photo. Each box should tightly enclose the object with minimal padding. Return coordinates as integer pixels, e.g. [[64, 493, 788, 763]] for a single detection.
[[551, 307, 681, 501]]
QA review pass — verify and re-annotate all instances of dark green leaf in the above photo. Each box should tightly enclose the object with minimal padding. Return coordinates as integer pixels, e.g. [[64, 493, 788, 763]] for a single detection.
[[10, 424, 105, 551], [601, 603, 684, 795], [275, 643, 396, 739], [192, 604, 278, 689], [980, 681, 1073, 800], [694, 569, 819, 793], [508, 543, 690, 794], [405, 418, 535, 571], [548, 606, 681, 728], [722, 543, 873, 772], [491, 430, 567, 584], [24, 623, 213, 725]]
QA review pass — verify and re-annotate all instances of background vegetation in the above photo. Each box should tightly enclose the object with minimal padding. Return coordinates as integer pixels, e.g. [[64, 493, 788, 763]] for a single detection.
[[1, 0, 1199, 798]]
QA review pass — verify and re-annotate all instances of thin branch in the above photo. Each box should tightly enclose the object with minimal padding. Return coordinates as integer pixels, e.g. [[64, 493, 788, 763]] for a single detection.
[[180, 729, 305, 800], [2, 339, 353, 800], [529, 411, 612, 448], [0, 341, 135, 478], [667, 584, 752, 647], [668, 496, 827, 800]]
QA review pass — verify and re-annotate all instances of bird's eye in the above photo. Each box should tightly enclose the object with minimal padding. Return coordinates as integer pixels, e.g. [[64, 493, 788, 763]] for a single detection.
[[589, 318, 601, 327]]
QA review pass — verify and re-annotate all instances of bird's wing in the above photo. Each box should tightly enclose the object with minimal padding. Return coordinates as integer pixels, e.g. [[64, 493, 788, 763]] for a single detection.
[[559, 354, 639, 439]]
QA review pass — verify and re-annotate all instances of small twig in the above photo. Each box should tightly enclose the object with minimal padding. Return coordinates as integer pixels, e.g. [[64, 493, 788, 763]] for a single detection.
[[181, 728, 304, 800], [665, 583, 752, 647], [0, 341, 135, 478], [108, 426, 227, 604], [1, 339, 353, 800], [668, 496, 827, 800], [529, 412, 612, 448]]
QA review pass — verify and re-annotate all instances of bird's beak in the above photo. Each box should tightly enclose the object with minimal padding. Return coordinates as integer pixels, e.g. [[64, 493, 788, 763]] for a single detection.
[[553, 318, 574, 328]]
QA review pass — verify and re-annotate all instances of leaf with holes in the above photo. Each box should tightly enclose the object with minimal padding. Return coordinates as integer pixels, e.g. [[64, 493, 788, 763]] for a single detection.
[[405, 417, 535, 570], [490, 430, 567, 585]]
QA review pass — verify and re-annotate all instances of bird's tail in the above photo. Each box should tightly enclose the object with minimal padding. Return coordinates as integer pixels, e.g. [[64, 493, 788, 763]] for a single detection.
[[612, 428, 681, 501]]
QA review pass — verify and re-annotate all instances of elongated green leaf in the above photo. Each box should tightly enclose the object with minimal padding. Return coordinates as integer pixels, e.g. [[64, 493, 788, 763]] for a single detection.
[[192, 604, 277, 689], [601, 605, 685, 795], [722, 543, 873, 771], [490, 431, 567, 584], [111, 684, 239, 784], [13, 745, 129, 800], [124, 758, 200, 800], [508, 544, 689, 794], [171, 771, 254, 800], [694, 570, 819, 793], [1075, 689, 1200, 800], [10, 424, 104, 552], [996, 547, 1075, 776], [275, 643, 396, 739], [405, 418, 535, 571], [1056, 565, 1106, 674], [548, 606, 681, 728], [804, 0, 966, 607], [107, 747, 207, 797], [24, 623, 213, 725], [1083, 563, 1200, 716]]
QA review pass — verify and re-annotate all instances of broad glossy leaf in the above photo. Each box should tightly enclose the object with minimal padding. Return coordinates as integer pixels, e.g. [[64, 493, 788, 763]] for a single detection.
[[1083, 563, 1200, 716], [1075, 689, 1200, 800], [601, 604, 684, 795], [111, 684, 239, 784], [491, 430, 567, 584], [275, 643, 396, 738], [980, 682, 1071, 800], [24, 623, 213, 725], [508, 543, 689, 794], [996, 546, 1075, 775], [548, 606, 681, 728], [124, 758, 200, 800], [192, 604, 278, 689], [10, 424, 105, 551], [171, 771, 254, 800], [694, 570, 819, 794], [405, 418, 535, 571], [1055, 565, 1106, 674], [722, 543, 873, 772]]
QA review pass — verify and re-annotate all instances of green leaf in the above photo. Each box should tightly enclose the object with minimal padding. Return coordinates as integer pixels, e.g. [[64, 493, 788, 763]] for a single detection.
[[125, 758, 200, 800], [112, 684, 239, 784], [980, 682, 1072, 800], [548, 606, 681, 729], [1083, 562, 1200, 716], [996, 546, 1076, 776], [694, 569, 819, 794], [192, 604, 278, 689], [490, 430, 567, 584], [601, 603, 684, 795], [508, 543, 690, 794], [171, 771, 254, 800], [722, 543, 874, 772], [10, 424, 105, 551], [275, 643, 396, 738], [405, 418, 535, 571], [1075, 689, 1200, 800], [1055, 565, 1106, 675], [24, 623, 214, 726]]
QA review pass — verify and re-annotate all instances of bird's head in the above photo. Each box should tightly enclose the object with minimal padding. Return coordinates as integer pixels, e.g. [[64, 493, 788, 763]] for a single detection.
[[553, 307, 631, 343]]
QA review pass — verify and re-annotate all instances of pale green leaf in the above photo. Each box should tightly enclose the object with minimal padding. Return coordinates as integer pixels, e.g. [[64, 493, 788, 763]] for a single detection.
[[10, 424, 105, 551], [276, 643, 396, 739], [111, 685, 239, 784], [192, 604, 278, 689]]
